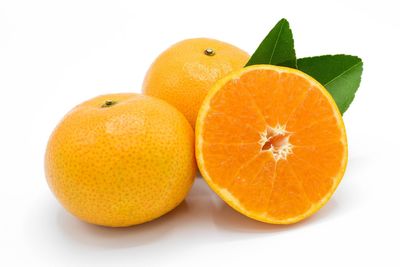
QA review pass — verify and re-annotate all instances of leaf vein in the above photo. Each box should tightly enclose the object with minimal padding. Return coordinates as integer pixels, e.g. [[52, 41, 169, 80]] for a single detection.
[[324, 61, 362, 87], [268, 22, 285, 64]]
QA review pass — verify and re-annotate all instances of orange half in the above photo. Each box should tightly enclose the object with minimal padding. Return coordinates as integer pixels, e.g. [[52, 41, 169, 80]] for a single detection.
[[196, 65, 348, 224]]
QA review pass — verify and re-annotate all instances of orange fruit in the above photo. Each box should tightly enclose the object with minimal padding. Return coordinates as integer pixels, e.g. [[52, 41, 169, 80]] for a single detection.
[[142, 38, 249, 128], [45, 93, 196, 227], [196, 65, 348, 224]]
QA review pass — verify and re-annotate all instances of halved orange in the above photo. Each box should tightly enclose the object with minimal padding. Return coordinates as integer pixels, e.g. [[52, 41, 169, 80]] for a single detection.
[[196, 65, 347, 224]]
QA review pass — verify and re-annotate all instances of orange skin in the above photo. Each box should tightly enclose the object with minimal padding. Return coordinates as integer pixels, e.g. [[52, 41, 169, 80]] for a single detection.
[[196, 65, 348, 224], [143, 38, 249, 128], [45, 93, 196, 227]]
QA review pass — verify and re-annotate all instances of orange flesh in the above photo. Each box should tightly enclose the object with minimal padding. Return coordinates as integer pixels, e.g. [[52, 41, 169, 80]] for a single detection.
[[196, 65, 347, 224]]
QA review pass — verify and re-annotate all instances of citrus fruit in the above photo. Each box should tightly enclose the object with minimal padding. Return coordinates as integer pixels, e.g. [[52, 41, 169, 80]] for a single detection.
[[142, 38, 249, 128], [45, 93, 196, 227], [196, 65, 348, 224]]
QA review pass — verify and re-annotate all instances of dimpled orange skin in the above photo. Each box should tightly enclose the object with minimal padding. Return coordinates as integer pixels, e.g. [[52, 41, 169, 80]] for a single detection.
[[45, 93, 196, 227], [142, 38, 249, 128]]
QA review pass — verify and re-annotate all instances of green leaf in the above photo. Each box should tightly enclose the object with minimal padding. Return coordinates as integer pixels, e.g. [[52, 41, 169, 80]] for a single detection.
[[246, 18, 297, 68], [297, 55, 363, 114]]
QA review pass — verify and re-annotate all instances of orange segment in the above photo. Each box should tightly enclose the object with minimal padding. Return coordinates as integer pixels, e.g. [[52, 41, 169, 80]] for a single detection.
[[196, 64, 347, 224], [230, 153, 276, 212], [201, 142, 260, 188], [241, 69, 312, 126], [266, 160, 312, 220]]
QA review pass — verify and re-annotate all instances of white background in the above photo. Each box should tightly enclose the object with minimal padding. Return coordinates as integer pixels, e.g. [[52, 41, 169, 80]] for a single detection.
[[1, 0, 399, 266]]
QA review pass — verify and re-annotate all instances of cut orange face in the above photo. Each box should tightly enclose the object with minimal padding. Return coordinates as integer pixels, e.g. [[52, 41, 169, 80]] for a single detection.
[[196, 65, 348, 224]]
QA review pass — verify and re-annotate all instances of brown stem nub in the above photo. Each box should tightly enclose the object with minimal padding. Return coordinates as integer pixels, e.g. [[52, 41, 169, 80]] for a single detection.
[[204, 48, 215, 56], [101, 100, 117, 108]]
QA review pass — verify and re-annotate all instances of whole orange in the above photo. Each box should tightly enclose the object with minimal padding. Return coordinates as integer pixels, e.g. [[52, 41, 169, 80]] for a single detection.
[[45, 93, 196, 227], [142, 38, 249, 128]]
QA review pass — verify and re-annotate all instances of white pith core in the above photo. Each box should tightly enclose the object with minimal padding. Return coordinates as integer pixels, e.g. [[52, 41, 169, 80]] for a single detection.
[[258, 124, 293, 161]]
